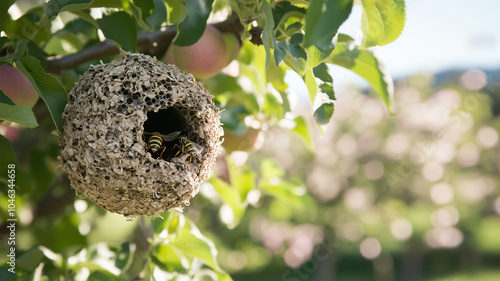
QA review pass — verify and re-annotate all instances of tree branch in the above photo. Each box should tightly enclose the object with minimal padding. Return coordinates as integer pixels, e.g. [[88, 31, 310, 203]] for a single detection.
[[45, 14, 244, 74]]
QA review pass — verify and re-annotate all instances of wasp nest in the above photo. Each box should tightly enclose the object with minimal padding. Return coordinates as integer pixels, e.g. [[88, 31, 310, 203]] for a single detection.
[[59, 51, 223, 216]]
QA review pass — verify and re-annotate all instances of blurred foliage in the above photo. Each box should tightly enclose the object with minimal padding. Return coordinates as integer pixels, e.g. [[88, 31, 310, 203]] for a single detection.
[[0, 0, 499, 281], [208, 69, 500, 281]]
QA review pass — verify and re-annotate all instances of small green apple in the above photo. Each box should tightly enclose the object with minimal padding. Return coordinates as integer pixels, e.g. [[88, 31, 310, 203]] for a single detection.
[[0, 64, 39, 108]]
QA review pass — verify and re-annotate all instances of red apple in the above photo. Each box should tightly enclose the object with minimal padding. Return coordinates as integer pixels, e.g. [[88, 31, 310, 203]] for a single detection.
[[0, 64, 39, 108], [163, 26, 241, 79]]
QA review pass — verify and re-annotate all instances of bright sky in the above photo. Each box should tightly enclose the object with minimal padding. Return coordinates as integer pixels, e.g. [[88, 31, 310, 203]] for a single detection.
[[287, 0, 500, 99]]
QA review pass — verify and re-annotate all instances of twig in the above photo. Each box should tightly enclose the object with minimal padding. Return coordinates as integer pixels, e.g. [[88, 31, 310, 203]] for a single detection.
[[45, 14, 244, 74]]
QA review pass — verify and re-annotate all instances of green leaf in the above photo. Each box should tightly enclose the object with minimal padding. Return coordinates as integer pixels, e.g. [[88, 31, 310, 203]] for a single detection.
[[313, 63, 332, 83], [314, 63, 336, 101], [146, 0, 167, 30], [0, 103, 38, 128], [216, 271, 234, 281], [338, 33, 355, 43], [303, 67, 317, 108], [302, 64, 335, 132], [313, 102, 334, 131], [318, 83, 335, 100], [55, 18, 97, 38], [29, 149, 54, 195], [16, 247, 45, 271], [45, 0, 152, 31], [261, 0, 275, 67], [272, 1, 306, 29], [326, 41, 394, 112], [70, 10, 100, 29], [266, 58, 290, 111], [167, 213, 184, 235], [259, 158, 284, 180], [165, 0, 185, 24], [152, 211, 173, 234], [26, 41, 48, 70], [173, 0, 214, 46], [209, 176, 240, 207], [3, 8, 50, 42], [128, 0, 154, 31], [209, 75, 243, 95], [132, 0, 154, 19], [7, 41, 26, 62], [285, 21, 302, 37], [88, 270, 128, 281], [0, 90, 15, 105], [220, 106, 249, 133], [238, 43, 269, 95], [259, 160, 315, 209], [208, 175, 246, 228], [50, 215, 86, 252], [151, 244, 186, 272], [0, 267, 16, 281], [304, 0, 353, 48], [0, 1, 15, 34], [0, 37, 8, 50], [169, 220, 225, 274], [262, 93, 284, 120], [360, 0, 405, 47], [263, 180, 315, 209], [277, 33, 307, 75], [289, 116, 312, 151], [228, 0, 261, 26], [0, 134, 17, 184], [44, 0, 123, 18], [115, 242, 132, 270], [228, 160, 255, 204], [97, 11, 137, 52], [306, 39, 334, 70], [15, 56, 68, 131]]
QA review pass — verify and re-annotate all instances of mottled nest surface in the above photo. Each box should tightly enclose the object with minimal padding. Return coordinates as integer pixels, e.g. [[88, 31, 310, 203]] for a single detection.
[[59, 51, 222, 216]]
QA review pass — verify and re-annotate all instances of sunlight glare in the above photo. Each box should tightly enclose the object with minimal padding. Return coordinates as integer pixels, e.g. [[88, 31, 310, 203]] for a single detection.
[[460, 69, 487, 91], [430, 182, 454, 205], [344, 188, 372, 211], [390, 218, 413, 241], [384, 133, 410, 158], [425, 227, 463, 248], [360, 237, 381, 259], [431, 206, 460, 228], [476, 126, 499, 148], [433, 141, 456, 163], [422, 161, 444, 182]]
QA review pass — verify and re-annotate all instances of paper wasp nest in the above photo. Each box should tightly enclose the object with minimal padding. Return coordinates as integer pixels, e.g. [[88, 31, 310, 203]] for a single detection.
[[59, 51, 222, 216]]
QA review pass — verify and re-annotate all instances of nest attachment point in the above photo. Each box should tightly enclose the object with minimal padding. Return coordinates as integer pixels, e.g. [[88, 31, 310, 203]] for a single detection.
[[59, 51, 223, 216]]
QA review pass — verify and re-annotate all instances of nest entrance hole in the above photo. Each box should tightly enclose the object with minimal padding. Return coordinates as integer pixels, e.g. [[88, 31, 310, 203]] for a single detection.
[[143, 108, 186, 160]]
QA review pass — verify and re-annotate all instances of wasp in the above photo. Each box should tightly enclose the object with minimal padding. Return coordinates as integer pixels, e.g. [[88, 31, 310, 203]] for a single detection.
[[144, 131, 181, 158], [174, 135, 204, 171]]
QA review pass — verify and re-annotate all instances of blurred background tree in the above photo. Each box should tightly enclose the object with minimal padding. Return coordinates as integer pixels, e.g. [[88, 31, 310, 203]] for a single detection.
[[1, 0, 500, 280]]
